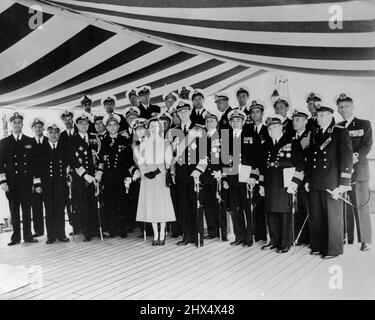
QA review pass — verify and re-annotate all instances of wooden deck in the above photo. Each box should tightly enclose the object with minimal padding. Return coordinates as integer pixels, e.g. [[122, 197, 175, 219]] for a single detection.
[[0, 217, 375, 300]]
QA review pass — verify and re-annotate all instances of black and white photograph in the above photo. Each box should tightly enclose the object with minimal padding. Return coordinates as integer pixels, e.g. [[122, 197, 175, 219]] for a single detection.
[[0, 0, 374, 305]]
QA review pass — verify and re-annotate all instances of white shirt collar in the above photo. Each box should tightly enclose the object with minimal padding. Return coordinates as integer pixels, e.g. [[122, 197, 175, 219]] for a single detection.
[[296, 129, 305, 137], [233, 129, 242, 137], [274, 132, 283, 143], [345, 115, 355, 127], [49, 141, 57, 149], [182, 121, 191, 129], [207, 129, 216, 137], [13, 133, 22, 140], [79, 132, 88, 140], [321, 123, 330, 133], [110, 133, 118, 138], [35, 136, 44, 143]]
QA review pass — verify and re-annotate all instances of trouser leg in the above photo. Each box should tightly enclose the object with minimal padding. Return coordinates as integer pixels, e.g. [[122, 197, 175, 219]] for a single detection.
[[32, 192, 44, 235]]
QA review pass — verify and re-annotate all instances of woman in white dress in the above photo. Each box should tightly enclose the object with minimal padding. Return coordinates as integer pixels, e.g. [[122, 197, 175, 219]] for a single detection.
[[134, 118, 176, 246]]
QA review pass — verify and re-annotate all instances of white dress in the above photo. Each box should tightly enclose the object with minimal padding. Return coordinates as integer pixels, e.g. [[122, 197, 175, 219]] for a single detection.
[[135, 134, 176, 223]]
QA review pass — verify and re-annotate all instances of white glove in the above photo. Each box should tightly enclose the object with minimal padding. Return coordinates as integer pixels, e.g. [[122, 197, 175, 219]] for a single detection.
[[305, 183, 310, 192], [330, 187, 341, 200], [35, 186, 42, 194], [171, 174, 176, 184], [211, 170, 222, 181], [1, 183, 9, 192], [95, 171, 103, 183], [287, 181, 298, 194], [259, 186, 265, 197], [124, 177, 132, 189], [132, 169, 141, 181], [223, 181, 229, 190], [247, 178, 256, 188], [339, 185, 351, 193], [191, 170, 201, 179], [84, 174, 96, 184]]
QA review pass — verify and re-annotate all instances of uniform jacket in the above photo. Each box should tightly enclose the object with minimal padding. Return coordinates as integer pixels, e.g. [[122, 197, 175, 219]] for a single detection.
[[282, 117, 295, 138], [195, 129, 222, 185], [190, 107, 207, 126], [39, 141, 69, 204], [60, 127, 78, 167], [260, 133, 305, 213], [248, 123, 269, 145], [307, 120, 353, 191], [306, 117, 319, 132], [337, 117, 372, 182], [221, 128, 261, 186], [218, 106, 234, 130], [138, 104, 161, 119], [0, 134, 40, 189], [99, 134, 133, 184], [168, 123, 203, 182], [32, 135, 49, 181]]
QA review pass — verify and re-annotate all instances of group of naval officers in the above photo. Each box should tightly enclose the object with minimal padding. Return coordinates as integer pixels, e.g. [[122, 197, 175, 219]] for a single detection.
[[0, 84, 372, 259]]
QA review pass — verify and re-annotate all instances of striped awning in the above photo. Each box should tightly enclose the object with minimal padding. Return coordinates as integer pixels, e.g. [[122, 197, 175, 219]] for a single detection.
[[0, 0, 374, 110]]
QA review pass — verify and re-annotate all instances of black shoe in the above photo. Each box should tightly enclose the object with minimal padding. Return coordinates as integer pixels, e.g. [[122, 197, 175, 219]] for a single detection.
[[58, 237, 70, 243], [152, 240, 159, 246], [7, 241, 20, 246], [204, 235, 216, 240], [24, 238, 38, 243], [83, 238, 91, 242], [321, 254, 338, 259], [171, 234, 180, 238], [195, 241, 204, 247], [177, 240, 189, 246], [46, 239, 55, 244], [261, 242, 272, 250], [243, 241, 253, 247], [278, 247, 290, 253], [230, 240, 243, 246], [222, 237, 228, 242], [310, 250, 320, 255], [69, 232, 74, 236], [360, 243, 370, 251], [120, 234, 128, 239], [159, 238, 166, 246]]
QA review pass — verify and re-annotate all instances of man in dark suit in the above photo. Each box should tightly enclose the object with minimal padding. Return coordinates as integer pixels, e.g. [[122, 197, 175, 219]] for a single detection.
[[247, 100, 269, 242], [0, 112, 40, 246], [221, 109, 261, 247], [169, 100, 204, 246], [337, 93, 372, 251], [70, 112, 102, 241], [31, 117, 48, 238], [260, 115, 305, 253], [101, 95, 127, 132], [235, 86, 252, 128], [99, 114, 134, 238], [40, 124, 70, 244], [190, 89, 208, 126], [273, 96, 295, 138], [215, 92, 234, 131], [80, 95, 96, 134], [305, 92, 321, 131], [306, 104, 353, 258], [137, 86, 161, 119], [292, 111, 311, 245], [193, 113, 228, 241], [59, 110, 78, 234]]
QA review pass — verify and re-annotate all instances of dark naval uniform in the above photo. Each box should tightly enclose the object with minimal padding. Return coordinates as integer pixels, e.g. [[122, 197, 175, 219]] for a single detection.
[[293, 128, 311, 245], [195, 128, 227, 240], [99, 134, 133, 237], [282, 117, 295, 138], [40, 140, 69, 242], [260, 131, 305, 251], [307, 119, 353, 257], [306, 117, 319, 132], [248, 123, 269, 241], [0, 133, 41, 243], [31, 135, 48, 236], [222, 126, 261, 245], [170, 121, 204, 244], [338, 117, 372, 245], [59, 126, 78, 231], [71, 133, 100, 241], [218, 106, 234, 131], [138, 104, 161, 119], [190, 107, 207, 126]]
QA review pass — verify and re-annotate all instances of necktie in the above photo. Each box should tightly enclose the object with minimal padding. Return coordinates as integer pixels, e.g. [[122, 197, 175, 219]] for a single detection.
[[53, 143, 56, 150], [183, 126, 187, 135], [17, 135, 20, 142]]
